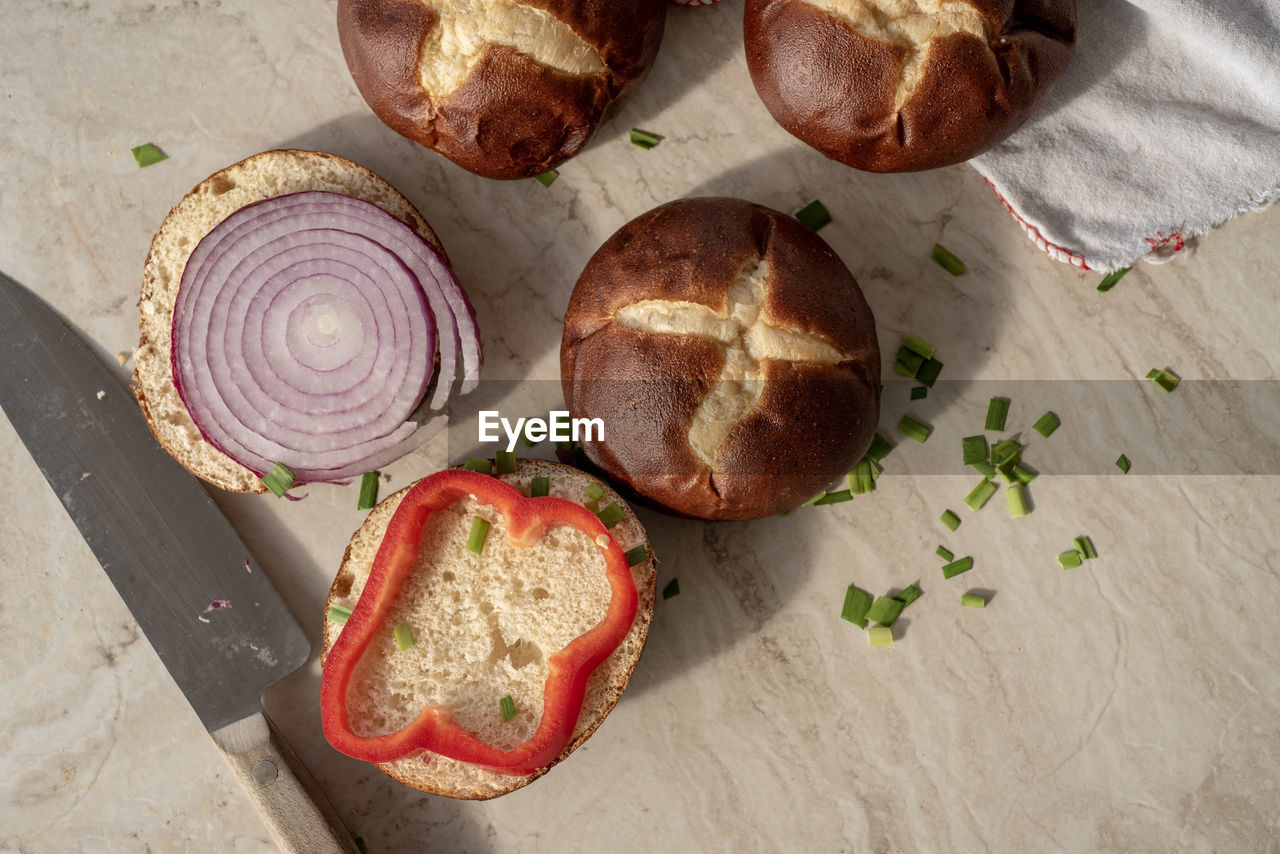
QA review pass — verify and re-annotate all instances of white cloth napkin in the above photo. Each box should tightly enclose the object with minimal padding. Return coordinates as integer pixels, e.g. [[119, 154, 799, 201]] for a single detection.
[[970, 0, 1280, 273]]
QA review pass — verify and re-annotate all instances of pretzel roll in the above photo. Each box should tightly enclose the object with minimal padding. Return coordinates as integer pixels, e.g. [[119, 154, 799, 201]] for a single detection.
[[744, 0, 1077, 172], [338, 0, 668, 180], [561, 198, 881, 521]]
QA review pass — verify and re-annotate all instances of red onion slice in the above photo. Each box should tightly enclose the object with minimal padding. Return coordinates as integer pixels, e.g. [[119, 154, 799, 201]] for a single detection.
[[171, 192, 476, 482]]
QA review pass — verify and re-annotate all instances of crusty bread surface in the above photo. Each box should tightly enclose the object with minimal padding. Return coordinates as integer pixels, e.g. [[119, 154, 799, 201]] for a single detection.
[[132, 149, 447, 493], [322, 459, 657, 799]]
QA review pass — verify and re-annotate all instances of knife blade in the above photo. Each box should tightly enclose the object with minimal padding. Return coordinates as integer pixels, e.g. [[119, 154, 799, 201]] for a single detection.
[[0, 270, 358, 854]]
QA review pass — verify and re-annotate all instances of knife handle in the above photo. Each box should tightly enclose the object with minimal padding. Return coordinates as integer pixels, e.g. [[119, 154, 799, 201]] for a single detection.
[[212, 711, 361, 854]]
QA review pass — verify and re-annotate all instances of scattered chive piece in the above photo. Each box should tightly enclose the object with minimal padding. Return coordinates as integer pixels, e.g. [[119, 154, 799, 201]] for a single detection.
[[894, 584, 922, 606], [1007, 483, 1029, 518], [867, 433, 894, 462], [534, 169, 559, 187], [357, 471, 380, 510], [662, 578, 680, 600], [499, 695, 517, 721], [915, 357, 944, 387], [962, 435, 989, 466], [841, 585, 873, 628], [991, 438, 1022, 467], [625, 544, 647, 567], [394, 625, 415, 650], [848, 459, 875, 494], [1058, 550, 1082, 570], [931, 243, 966, 275], [937, 545, 954, 562], [868, 626, 894, 646], [466, 517, 491, 554], [942, 556, 974, 579], [866, 596, 905, 627], [985, 397, 1010, 431], [964, 478, 998, 511], [969, 460, 997, 477], [585, 482, 605, 501], [1075, 536, 1098, 560], [629, 128, 661, 149], [1116, 454, 1131, 474], [910, 386, 928, 400], [895, 346, 926, 376], [130, 143, 167, 168], [802, 492, 827, 506], [1147, 368, 1181, 393], [1011, 464, 1038, 484], [902, 333, 936, 360], [520, 424, 538, 447], [961, 594, 986, 608], [1097, 267, 1129, 292], [355, 837, 369, 854], [898, 414, 932, 444], [463, 456, 490, 473], [260, 462, 295, 498], [328, 604, 353, 624], [814, 489, 853, 505], [494, 450, 517, 474], [940, 509, 961, 531], [530, 475, 550, 497], [1033, 411, 1061, 438], [867, 458, 882, 481], [596, 502, 625, 528], [584, 498, 600, 514], [795, 200, 832, 232]]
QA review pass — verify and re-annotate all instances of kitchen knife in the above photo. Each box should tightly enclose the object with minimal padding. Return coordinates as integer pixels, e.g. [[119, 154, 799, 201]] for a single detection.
[[0, 270, 359, 854]]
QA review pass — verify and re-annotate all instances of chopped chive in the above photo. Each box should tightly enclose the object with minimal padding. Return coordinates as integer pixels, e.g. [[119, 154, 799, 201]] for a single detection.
[[494, 450, 517, 474], [521, 424, 538, 447], [867, 433, 894, 462], [969, 460, 997, 477], [585, 482, 605, 501], [866, 596, 905, 627], [867, 458, 882, 481], [357, 471, 380, 510], [1097, 267, 1129, 292], [394, 625, 415, 650], [534, 169, 559, 187], [1147, 368, 1181, 393], [940, 509, 961, 531], [260, 462, 295, 498], [964, 478, 998, 511], [841, 585, 873, 628], [813, 489, 853, 505], [985, 397, 1010, 431], [915, 357, 943, 387], [625, 544, 647, 566], [1006, 483, 1029, 518], [662, 578, 680, 600], [962, 435, 989, 466], [961, 594, 986, 608], [795, 200, 832, 232], [936, 545, 954, 562], [1032, 412, 1061, 438], [530, 475, 550, 497], [1075, 536, 1098, 560], [130, 142, 167, 168], [942, 556, 974, 579], [898, 414, 932, 444], [1011, 464, 1037, 484], [893, 584, 922, 606], [629, 128, 662, 149], [895, 346, 926, 376], [584, 498, 600, 514], [596, 502, 626, 528], [931, 243, 966, 275], [910, 385, 928, 400], [355, 837, 369, 854], [1115, 454, 1131, 474], [802, 492, 827, 506], [463, 456, 490, 473], [1058, 550, 1082, 570], [328, 604, 353, 624], [867, 626, 894, 646], [499, 695, 517, 721], [848, 459, 875, 495], [991, 438, 1022, 467], [902, 333, 936, 360], [466, 517, 491, 554]]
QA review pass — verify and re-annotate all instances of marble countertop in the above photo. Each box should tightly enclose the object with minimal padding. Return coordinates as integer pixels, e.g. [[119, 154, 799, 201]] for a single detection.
[[3, 2, 1278, 852]]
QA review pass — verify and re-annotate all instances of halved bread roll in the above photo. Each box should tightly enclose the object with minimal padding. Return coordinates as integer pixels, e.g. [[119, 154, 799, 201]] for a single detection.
[[321, 459, 656, 799]]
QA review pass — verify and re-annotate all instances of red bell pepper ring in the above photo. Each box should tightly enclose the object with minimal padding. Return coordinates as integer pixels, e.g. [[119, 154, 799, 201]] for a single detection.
[[321, 469, 638, 775]]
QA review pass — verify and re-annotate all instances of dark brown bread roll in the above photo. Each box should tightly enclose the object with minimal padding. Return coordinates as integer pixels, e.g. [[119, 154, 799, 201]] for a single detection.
[[561, 198, 881, 521], [338, 0, 667, 180], [744, 0, 1077, 172]]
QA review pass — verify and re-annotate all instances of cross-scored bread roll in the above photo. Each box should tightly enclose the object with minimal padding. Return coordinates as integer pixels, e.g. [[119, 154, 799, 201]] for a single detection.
[[561, 198, 881, 521], [744, 0, 1077, 172], [338, 0, 668, 179]]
